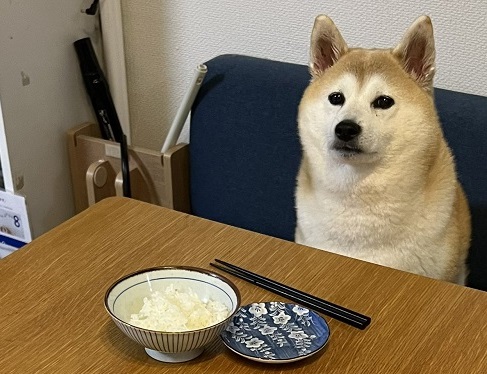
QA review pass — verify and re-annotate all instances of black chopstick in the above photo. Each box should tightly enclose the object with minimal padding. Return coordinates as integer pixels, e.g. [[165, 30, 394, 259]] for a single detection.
[[211, 259, 371, 330]]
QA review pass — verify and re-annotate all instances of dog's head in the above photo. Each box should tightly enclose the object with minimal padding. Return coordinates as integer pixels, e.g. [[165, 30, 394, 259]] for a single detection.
[[299, 15, 439, 166]]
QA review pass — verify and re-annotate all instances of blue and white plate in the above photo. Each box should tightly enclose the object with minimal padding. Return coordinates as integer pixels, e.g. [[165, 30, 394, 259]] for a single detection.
[[220, 302, 330, 363]]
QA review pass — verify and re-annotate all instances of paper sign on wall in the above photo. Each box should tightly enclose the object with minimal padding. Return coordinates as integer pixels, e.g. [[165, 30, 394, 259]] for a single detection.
[[0, 189, 31, 258]]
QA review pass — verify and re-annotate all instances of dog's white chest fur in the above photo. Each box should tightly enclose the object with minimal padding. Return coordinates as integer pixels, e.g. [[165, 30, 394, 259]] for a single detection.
[[295, 161, 451, 278]]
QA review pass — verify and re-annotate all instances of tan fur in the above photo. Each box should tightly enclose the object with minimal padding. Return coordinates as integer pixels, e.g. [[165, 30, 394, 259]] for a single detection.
[[295, 15, 471, 283]]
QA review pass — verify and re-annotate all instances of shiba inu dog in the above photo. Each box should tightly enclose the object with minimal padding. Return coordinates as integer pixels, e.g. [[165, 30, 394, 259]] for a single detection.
[[295, 15, 471, 283]]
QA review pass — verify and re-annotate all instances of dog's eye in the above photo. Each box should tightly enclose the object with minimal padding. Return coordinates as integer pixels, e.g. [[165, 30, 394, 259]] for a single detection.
[[328, 92, 345, 106], [372, 95, 395, 110]]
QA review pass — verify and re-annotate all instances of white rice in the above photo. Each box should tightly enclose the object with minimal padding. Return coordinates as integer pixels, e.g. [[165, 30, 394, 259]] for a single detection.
[[129, 284, 230, 332]]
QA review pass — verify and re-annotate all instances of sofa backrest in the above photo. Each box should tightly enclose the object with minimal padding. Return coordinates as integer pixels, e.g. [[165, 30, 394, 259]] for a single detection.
[[190, 54, 487, 291]]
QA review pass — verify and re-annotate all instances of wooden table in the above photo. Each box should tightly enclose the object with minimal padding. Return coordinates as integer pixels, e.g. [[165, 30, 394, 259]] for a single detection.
[[1, 197, 486, 373]]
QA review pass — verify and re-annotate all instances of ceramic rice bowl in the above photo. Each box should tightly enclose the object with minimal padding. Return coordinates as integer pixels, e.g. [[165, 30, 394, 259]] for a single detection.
[[104, 266, 241, 363]]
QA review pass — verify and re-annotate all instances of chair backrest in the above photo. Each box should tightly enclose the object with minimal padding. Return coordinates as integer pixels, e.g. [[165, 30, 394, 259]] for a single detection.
[[190, 54, 487, 291]]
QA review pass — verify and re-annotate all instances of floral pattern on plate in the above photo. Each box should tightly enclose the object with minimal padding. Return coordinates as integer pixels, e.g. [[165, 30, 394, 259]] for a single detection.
[[221, 302, 330, 363]]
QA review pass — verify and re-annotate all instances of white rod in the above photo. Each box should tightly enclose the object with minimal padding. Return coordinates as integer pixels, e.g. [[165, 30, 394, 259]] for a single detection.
[[99, 0, 131, 144], [161, 64, 208, 153], [0, 97, 14, 193]]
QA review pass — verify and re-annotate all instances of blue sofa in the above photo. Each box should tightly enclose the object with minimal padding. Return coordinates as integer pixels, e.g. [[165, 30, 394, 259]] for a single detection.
[[190, 54, 487, 291]]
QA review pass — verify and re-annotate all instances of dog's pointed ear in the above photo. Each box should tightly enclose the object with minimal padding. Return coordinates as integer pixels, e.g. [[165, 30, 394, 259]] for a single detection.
[[393, 16, 436, 92], [309, 15, 348, 78]]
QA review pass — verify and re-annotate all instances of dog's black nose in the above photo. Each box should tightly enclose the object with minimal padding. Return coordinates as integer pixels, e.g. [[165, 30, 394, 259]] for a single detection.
[[335, 120, 361, 142]]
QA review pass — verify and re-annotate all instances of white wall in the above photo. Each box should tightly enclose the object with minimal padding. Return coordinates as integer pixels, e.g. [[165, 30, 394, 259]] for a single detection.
[[121, 1, 487, 150], [0, 1, 100, 237]]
